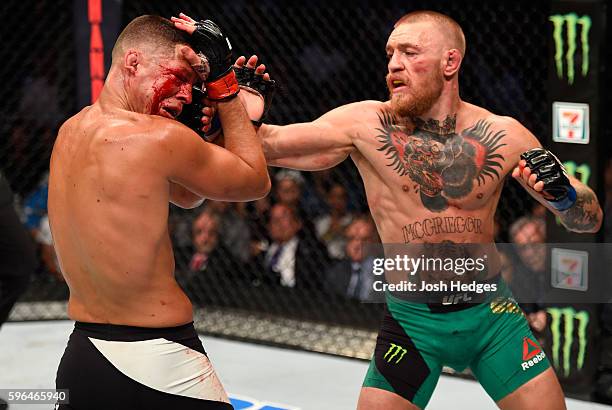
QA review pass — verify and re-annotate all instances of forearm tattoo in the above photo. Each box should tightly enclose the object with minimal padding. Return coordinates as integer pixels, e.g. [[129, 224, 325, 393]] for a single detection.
[[559, 186, 601, 232], [376, 111, 506, 212]]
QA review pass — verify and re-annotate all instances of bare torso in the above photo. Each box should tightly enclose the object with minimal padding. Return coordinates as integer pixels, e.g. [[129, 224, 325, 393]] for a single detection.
[[49, 105, 192, 327], [343, 100, 537, 278]]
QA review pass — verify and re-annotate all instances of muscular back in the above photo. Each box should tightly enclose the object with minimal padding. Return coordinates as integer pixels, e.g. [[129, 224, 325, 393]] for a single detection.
[[49, 106, 192, 327]]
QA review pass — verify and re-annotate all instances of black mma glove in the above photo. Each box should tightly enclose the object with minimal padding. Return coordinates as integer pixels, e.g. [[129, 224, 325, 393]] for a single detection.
[[178, 62, 277, 140], [189, 19, 239, 101], [234, 64, 276, 126], [520, 148, 577, 211], [176, 85, 221, 142]]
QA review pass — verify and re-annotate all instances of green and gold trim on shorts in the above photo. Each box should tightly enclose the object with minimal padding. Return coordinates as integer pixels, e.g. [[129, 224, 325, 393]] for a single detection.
[[363, 277, 550, 408]]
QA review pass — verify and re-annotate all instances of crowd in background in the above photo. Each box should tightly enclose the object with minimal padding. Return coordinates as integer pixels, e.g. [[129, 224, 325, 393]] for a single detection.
[[3, 151, 612, 402], [0, 111, 611, 403], [0, 0, 610, 401], [171, 169, 378, 302]]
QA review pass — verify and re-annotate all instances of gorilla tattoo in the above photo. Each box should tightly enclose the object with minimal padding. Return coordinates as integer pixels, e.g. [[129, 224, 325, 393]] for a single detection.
[[376, 111, 506, 212]]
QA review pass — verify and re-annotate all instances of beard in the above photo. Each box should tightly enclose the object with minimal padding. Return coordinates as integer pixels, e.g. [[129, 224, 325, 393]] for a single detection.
[[389, 71, 444, 118]]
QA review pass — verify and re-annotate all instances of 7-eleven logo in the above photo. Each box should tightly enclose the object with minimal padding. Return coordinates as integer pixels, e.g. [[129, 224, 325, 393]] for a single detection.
[[562, 112, 579, 138], [522, 337, 546, 371], [552, 101, 589, 144]]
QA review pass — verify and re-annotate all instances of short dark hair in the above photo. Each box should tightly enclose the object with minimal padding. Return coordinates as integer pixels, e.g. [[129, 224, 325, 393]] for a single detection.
[[111, 15, 190, 62], [394, 11, 466, 57]]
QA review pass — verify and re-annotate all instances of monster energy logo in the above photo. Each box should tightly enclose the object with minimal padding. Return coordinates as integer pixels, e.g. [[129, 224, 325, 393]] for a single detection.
[[546, 307, 589, 377], [549, 13, 592, 84], [383, 343, 407, 364]]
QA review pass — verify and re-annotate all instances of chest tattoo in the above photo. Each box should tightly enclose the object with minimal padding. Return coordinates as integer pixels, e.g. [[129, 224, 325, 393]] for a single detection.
[[375, 111, 507, 212]]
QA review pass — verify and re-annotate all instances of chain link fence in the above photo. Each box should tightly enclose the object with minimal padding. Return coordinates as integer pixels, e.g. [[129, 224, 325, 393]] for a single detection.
[[6, 0, 553, 361], [1, 0, 75, 321]]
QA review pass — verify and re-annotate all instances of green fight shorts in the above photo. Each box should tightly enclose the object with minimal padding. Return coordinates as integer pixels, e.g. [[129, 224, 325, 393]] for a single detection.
[[363, 277, 550, 408]]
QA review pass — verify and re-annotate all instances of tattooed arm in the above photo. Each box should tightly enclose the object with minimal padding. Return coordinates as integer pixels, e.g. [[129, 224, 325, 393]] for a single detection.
[[258, 102, 373, 170], [509, 121, 603, 233], [516, 169, 603, 233], [556, 178, 603, 233]]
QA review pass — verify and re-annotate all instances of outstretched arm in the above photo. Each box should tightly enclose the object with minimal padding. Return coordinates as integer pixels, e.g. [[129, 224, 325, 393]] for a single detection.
[[205, 102, 358, 171], [260, 106, 356, 170], [200, 54, 358, 171]]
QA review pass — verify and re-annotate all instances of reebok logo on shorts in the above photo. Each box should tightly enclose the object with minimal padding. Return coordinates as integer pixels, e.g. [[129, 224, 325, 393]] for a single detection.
[[521, 337, 545, 371]]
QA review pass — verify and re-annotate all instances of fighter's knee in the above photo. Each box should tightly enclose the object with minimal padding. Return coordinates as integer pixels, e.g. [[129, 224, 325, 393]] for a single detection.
[[497, 368, 566, 410]]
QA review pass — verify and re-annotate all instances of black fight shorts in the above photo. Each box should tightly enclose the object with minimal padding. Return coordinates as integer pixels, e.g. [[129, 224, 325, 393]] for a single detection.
[[55, 321, 233, 409]]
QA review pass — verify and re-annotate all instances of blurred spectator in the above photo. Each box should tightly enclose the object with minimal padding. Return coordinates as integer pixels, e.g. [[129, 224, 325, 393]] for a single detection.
[[254, 204, 328, 290], [205, 200, 251, 263], [273, 169, 318, 237], [2, 120, 31, 194], [17, 172, 61, 280], [0, 173, 37, 327], [315, 183, 354, 259], [2, 121, 54, 197], [273, 170, 304, 210], [22, 173, 49, 236], [604, 157, 612, 242], [188, 211, 242, 279], [244, 197, 271, 258], [168, 206, 197, 270], [507, 215, 601, 396], [301, 170, 332, 217], [509, 216, 546, 275], [172, 210, 249, 309], [326, 217, 378, 301], [506, 215, 547, 331]]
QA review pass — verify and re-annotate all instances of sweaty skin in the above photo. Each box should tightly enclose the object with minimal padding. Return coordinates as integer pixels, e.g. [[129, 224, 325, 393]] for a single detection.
[[259, 23, 601, 247], [263, 101, 534, 278], [210, 14, 600, 410], [49, 44, 269, 328], [252, 17, 600, 410]]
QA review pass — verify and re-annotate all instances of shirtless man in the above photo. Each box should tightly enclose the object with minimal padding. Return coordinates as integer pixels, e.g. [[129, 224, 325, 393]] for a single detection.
[[186, 9, 603, 410], [49, 15, 269, 409]]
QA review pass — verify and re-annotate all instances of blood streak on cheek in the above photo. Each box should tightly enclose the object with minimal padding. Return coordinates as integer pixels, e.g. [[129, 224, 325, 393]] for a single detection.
[[149, 69, 184, 114], [149, 76, 174, 115]]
